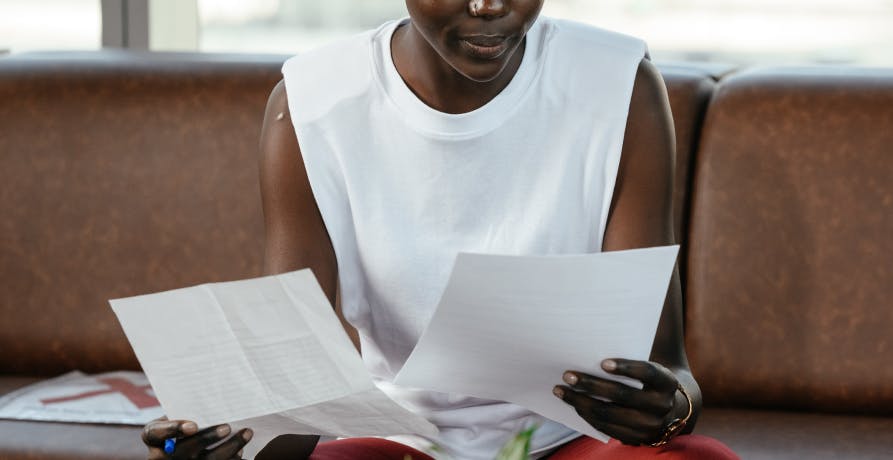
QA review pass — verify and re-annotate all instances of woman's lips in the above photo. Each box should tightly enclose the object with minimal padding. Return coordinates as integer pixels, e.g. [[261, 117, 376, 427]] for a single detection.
[[459, 35, 510, 60]]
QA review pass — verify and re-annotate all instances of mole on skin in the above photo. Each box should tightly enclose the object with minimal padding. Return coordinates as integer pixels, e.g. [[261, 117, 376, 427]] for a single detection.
[[468, 0, 484, 16]]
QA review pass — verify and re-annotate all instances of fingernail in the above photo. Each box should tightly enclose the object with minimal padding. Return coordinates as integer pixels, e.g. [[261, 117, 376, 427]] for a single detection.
[[217, 424, 231, 437], [553, 386, 565, 398], [562, 372, 578, 385], [602, 359, 617, 372], [181, 421, 198, 434], [242, 428, 254, 442]]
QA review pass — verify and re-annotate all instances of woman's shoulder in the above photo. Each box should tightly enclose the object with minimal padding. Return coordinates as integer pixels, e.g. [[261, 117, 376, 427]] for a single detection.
[[540, 16, 647, 61], [532, 18, 648, 111], [282, 25, 379, 71], [280, 22, 393, 124]]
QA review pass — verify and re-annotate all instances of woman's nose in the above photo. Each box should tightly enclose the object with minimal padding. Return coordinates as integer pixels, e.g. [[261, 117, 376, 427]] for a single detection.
[[469, 0, 508, 18]]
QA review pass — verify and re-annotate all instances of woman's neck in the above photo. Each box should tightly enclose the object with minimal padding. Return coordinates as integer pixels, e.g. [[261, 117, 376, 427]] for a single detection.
[[390, 22, 525, 114]]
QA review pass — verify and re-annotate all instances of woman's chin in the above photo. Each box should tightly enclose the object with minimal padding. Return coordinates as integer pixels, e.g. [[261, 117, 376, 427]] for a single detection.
[[453, 57, 515, 83]]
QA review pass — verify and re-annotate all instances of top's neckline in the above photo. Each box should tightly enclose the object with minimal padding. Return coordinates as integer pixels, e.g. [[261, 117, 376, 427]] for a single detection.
[[372, 17, 546, 139]]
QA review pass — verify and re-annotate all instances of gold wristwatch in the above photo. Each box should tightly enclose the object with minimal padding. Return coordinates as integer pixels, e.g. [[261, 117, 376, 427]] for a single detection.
[[648, 383, 693, 447]]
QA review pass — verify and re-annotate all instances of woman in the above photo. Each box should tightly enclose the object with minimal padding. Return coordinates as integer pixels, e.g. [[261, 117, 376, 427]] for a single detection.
[[142, 1, 737, 459]]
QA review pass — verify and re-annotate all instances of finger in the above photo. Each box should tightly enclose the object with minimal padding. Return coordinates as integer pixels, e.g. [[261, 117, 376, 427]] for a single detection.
[[563, 371, 674, 415], [175, 424, 233, 458], [554, 386, 664, 433], [202, 428, 253, 460], [565, 399, 661, 446], [581, 417, 653, 446], [602, 359, 677, 392], [142, 419, 199, 447], [147, 447, 168, 460]]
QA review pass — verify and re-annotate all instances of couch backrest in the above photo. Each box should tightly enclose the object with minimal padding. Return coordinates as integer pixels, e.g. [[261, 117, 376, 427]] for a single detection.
[[0, 51, 719, 376], [0, 52, 282, 374], [686, 67, 893, 415]]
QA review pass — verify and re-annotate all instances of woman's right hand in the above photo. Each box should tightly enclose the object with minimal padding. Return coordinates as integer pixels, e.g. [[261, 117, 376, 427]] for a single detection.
[[142, 417, 253, 460]]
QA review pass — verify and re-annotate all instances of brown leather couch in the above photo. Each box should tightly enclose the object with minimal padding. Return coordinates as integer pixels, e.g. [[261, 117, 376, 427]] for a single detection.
[[1, 52, 891, 459]]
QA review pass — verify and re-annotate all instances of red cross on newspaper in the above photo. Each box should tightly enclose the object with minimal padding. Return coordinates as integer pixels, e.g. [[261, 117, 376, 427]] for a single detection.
[[40, 377, 160, 409]]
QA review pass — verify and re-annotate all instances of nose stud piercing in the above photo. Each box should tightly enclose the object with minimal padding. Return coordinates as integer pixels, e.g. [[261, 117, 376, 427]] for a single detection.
[[469, 0, 484, 16]]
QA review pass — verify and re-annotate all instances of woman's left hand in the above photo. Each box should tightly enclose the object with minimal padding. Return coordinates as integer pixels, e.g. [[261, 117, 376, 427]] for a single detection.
[[553, 358, 681, 446]]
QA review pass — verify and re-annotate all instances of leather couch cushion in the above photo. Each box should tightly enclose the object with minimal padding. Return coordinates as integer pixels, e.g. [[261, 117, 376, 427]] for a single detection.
[[0, 376, 42, 396], [0, 52, 282, 375], [696, 408, 893, 459], [660, 64, 720, 245], [686, 67, 893, 413]]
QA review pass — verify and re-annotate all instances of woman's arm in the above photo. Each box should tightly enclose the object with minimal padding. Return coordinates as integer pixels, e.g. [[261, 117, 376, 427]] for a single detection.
[[258, 80, 358, 348], [554, 58, 701, 445], [603, 57, 701, 427], [139, 81, 355, 460], [254, 80, 352, 459], [259, 81, 337, 301]]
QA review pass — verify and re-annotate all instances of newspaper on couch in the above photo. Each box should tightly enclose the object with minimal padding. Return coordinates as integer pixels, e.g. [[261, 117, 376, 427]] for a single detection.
[[0, 371, 163, 425]]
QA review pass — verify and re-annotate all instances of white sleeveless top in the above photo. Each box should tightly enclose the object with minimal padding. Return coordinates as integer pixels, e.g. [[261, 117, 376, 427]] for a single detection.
[[282, 17, 646, 460]]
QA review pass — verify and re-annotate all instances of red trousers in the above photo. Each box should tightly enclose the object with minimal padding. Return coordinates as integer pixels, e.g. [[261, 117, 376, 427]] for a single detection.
[[309, 434, 738, 460]]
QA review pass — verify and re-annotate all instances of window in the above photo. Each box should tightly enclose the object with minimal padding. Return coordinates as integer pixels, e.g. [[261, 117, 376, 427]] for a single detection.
[[192, 0, 893, 66], [2, 0, 890, 66], [568, 0, 893, 65], [196, 1, 407, 54], [0, 0, 102, 53]]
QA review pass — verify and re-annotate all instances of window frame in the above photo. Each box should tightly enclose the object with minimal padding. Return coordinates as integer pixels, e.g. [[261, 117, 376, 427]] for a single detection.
[[101, 0, 198, 51]]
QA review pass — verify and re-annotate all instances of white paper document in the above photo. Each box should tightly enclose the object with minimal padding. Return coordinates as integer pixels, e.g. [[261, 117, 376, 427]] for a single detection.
[[110, 270, 438, 441], [395, 245, 680, 443]]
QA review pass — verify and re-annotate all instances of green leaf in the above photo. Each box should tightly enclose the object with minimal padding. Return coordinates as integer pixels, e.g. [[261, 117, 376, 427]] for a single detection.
[[495, 426, 538, 460]]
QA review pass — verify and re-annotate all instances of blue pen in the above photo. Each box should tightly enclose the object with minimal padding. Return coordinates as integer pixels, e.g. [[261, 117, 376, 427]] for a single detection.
[[164, 437, 176, 455]]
